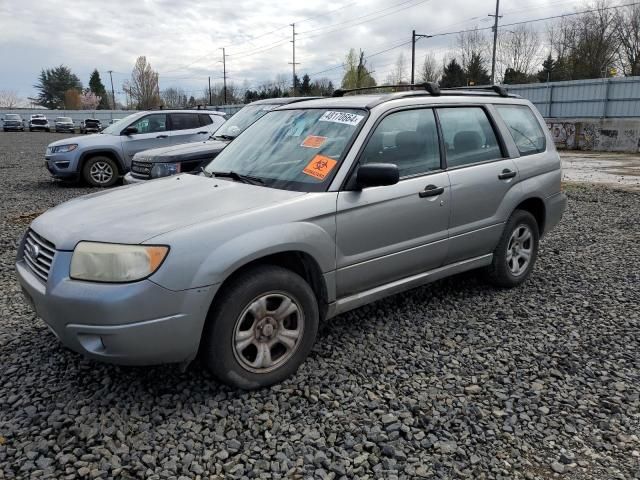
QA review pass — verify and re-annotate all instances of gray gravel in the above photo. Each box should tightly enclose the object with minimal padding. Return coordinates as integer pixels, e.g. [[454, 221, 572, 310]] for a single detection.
[[1, 132, 639, 479]]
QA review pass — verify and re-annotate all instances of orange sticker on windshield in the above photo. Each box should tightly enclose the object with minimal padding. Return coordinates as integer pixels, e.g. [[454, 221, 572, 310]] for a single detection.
[[301, 135, 327, 148], [303, 155, 337, 180]]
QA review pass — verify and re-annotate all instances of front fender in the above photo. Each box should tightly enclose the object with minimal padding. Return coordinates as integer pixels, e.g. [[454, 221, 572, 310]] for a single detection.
[[150, 221, 336, 292]]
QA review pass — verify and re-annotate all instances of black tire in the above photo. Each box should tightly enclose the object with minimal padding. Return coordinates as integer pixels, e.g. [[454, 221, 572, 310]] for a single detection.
[[201, 265, 319, 390], [486, 209, 539, 288], [82, 156, 119, 187]]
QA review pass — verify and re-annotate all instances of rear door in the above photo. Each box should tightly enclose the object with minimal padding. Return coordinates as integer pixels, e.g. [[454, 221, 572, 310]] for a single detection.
[[169, 113, 212, 145], [335, 108, 451, 297], [121, 113, 170, 163], [437, 106, 519, 264]]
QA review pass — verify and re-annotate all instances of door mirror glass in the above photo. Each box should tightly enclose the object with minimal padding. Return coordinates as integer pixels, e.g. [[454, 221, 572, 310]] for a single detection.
[[121, 126, 138, 135], [356, 163, 399, 189]]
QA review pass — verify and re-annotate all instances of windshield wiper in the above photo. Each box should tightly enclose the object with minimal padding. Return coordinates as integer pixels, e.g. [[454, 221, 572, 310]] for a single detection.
[[210, 170, 265, 185], [199, 166, 213, 178]]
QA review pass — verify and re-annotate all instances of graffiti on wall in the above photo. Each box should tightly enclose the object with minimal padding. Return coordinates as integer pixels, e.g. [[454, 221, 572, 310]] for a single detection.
[[547, 122, 577, 149]]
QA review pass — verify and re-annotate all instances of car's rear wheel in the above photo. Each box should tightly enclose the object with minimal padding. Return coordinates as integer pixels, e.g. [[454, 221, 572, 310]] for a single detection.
[[83, 156, 119, 187], [486, 209, 539, 288], [201, 265, 319, 390]]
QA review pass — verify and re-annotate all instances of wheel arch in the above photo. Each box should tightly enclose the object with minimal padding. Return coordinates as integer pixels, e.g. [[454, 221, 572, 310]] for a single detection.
[[79, 149, 125, 174], [514, 197, 546, 235]]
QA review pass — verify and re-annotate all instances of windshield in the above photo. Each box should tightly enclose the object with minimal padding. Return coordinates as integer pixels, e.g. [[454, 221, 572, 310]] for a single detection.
[[6, 114, 20, 120], [205, 108, 366, 192], [56, 117, 72, 122], [101, 112, 142, 135], [212, 104, 277, 139]]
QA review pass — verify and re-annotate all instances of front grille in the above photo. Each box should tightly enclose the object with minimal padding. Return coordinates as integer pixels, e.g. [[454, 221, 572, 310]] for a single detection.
[[23, 230, 56, 282], [131, 160, 152, 179]]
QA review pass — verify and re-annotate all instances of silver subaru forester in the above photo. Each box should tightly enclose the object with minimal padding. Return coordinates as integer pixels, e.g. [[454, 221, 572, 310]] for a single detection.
[[16, 85, 566, 389]]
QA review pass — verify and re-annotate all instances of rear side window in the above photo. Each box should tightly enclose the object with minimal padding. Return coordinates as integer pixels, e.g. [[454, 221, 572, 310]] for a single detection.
[[437, 107, 502, 168], [360, 108, 441, 177], [170, 113, 200, 131], [199, 114, 213, 126], [496, 105, 546, 156]]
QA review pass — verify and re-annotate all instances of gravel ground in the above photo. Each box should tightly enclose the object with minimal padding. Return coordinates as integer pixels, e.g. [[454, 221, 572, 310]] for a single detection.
[[0, 132, 639, 479]]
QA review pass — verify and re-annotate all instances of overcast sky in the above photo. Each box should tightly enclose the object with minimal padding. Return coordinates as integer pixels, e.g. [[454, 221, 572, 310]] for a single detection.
[[0, 0, 583, 103]]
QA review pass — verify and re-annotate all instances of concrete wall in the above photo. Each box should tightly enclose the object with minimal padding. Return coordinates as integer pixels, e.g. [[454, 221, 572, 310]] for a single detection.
[[546, 118, 640, 153]]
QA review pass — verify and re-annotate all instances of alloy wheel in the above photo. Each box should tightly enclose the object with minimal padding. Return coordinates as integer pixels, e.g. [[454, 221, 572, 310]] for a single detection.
[[506, 224, 533, 276]]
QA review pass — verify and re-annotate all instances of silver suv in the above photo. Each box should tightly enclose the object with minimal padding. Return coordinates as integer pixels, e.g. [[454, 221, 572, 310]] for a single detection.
[[16, 85, 566, 389], [45, 110, 226, 187]]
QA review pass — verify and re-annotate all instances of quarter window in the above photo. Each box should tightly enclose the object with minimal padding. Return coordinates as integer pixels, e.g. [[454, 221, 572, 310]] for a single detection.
[[437, 107, 502, 168], [360, 109, 441, 177], [496, 105, 546, 155], [129, 114, 168, 134], [170, 113, 200, 131], [199, 114, 213, 126]]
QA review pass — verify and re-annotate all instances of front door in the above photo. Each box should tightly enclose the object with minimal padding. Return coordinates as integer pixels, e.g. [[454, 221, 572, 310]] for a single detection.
[[121, 113, 171, 163], [335, 108, 451, 297]]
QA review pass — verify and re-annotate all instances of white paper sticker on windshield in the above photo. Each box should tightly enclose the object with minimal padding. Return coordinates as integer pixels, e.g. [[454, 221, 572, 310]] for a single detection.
[[319, 111, 364, 126]]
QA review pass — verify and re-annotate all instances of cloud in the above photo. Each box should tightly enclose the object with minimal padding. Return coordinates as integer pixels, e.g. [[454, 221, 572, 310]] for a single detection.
[[0, 0, 571, 102]]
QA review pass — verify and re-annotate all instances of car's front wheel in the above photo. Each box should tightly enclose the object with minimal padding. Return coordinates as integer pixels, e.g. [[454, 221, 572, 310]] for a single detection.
[[83, 156, 119, 187], [201, 265, 319, 389], [486, 209, 539, 288]]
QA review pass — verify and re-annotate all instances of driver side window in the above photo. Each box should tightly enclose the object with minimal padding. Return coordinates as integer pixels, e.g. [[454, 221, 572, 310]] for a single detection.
[[129, 114, 167, 134], [360, 109, 441, 178]]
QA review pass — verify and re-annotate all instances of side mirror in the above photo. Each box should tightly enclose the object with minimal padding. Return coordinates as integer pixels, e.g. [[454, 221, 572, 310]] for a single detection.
[[355, 163, 399, 189], [121, 126, 138, 135]]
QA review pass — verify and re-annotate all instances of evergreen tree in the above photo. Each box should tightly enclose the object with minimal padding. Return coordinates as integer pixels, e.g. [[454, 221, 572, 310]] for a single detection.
[[464, 53, 490, 85], [34, 65, 82, 109], [440, 59, 465, 88], [88, 69, 110, 109], [300, 74, 312, 96], [537, 55, 556, 83]]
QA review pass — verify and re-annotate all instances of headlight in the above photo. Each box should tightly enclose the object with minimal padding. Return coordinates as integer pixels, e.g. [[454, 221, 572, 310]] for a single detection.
[[50, 144, 78, 153], [150, 162, 181, 179], [70, 242, 169, 283]]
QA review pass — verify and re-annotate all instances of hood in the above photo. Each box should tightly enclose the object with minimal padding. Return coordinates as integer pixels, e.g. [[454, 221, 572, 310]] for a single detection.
[[31, 174, 305, 250], [134, 139, 230, 163], [47, 133, 113, 148]]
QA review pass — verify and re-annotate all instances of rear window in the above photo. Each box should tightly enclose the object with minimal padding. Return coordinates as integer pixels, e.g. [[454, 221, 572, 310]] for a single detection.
[[170, 113, 200, 130], [496, 105, 546, 156]]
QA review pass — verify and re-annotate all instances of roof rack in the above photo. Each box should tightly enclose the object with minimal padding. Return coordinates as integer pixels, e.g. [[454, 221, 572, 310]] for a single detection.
[[333, 82, 441, 97], [440, 85, 510, 97]]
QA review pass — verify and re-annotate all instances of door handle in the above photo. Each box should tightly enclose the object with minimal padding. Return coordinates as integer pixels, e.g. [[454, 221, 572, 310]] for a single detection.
[[197, 131, 209, 134], [156, 134, 169, 139], [419, 185, 445, 198], [498, 169, 517, 180]]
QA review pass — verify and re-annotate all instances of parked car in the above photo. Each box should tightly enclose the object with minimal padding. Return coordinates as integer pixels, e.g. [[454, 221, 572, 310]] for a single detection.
[[2, 113, 25, 131], [124, 98, 318, 184], [80, 118, 102, 134], [44, 109, 227, 187], [17, 85, 566, 389], [54, 117, 75, 133], [29, 114, 50, 132]]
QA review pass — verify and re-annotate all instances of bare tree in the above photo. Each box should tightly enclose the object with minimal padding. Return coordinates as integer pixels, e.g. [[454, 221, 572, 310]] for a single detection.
[[457, 28, 488, 70], [0, 90, 22, 108], [420, 53, 439, 82], [161, 87, 187, 108], [615, 3, 640, 76], [385, 53, 408, 84], [497, 25, 541, 80], [123, 56, 160, 110]]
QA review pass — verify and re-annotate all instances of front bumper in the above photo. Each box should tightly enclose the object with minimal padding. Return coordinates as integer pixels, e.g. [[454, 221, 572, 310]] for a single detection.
[[16, 248, 218, 365], [45, 151, 79, 179], [4, 124, 24, 130], [30, 125, 50, 130], [123, 172, 148, 184]]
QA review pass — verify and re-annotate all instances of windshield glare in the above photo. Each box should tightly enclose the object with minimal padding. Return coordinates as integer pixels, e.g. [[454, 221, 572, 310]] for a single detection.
[[6, 114, 20, 120], [205, 108, 366, 192], [101, 112, 142, 135], [213, 104, 276, 139], [56, 117, 72, 122]]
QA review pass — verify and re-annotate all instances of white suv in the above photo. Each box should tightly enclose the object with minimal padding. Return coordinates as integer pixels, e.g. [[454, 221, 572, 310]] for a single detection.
[[44, 110, 226, 187]]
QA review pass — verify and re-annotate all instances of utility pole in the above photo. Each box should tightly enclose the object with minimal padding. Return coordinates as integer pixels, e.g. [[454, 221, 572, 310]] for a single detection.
[[107, 70, 116, 109], [489, 0, 502, 85], [208, 76, 212, 106], [410, 30, 432, 85], [221, 48, 228, 104], [289, 23, 300, 95]]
